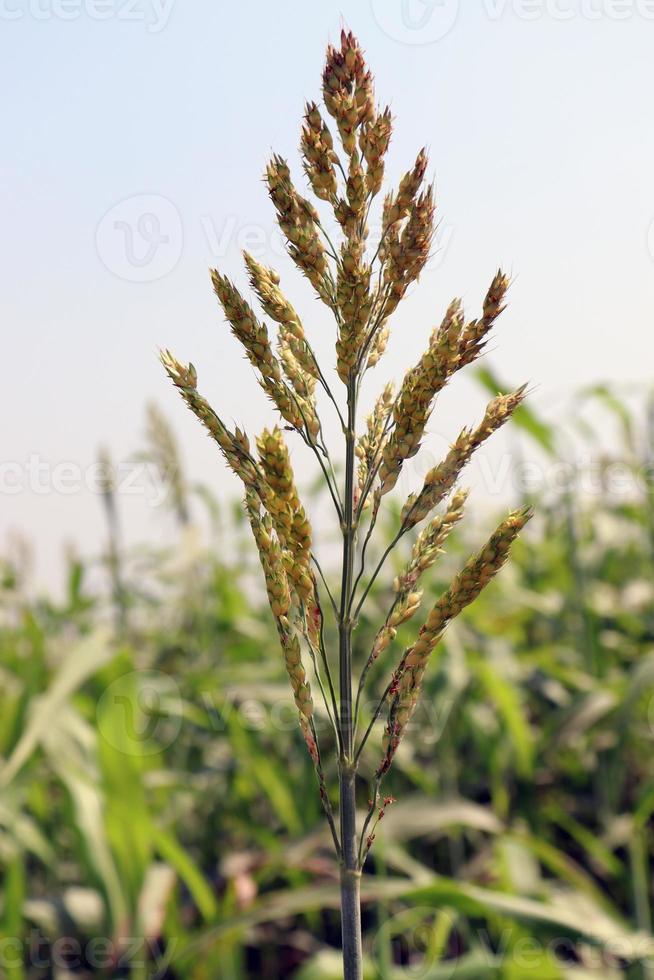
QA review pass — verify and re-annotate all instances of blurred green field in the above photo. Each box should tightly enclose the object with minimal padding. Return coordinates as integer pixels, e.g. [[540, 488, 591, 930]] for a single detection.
[[1, 382, 653, 979]]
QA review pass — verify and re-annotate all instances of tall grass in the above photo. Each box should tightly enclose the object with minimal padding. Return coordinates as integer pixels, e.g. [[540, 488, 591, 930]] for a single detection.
[[161, 31, 531, 978]]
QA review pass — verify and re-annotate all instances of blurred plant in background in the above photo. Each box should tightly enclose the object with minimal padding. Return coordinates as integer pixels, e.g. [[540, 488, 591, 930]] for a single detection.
[[0, 382, 653, 979]]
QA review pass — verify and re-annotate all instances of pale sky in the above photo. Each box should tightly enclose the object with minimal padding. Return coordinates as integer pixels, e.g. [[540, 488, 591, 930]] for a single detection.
[[3, 0, 654, 588]]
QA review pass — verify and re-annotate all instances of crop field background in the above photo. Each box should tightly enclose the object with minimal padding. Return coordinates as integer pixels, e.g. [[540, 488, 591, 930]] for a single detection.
[[3, 4, 654, 977], [1, 381, 653, 978]]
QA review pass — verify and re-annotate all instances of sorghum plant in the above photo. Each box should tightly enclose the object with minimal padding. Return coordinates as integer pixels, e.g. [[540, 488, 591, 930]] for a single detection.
[[162, 31, 530, 980]]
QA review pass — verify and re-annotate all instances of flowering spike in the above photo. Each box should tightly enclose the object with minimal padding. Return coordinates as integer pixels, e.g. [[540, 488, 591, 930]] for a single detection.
[[160, 351, 261, 492], [402, 387, 527, 527], [161, 31, 533, 923], [379, 507, 532, 773]]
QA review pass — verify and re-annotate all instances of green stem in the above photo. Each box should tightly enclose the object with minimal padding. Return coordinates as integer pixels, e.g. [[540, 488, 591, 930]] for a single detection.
[[340, 764, 363, 979], [338, 377, 363, 979]]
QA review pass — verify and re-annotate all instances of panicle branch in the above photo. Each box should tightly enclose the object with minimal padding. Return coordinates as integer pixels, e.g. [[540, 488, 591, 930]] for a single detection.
[[161, 30, 533, 901], [378, 507, 532, 774], [210, 269, 319, 436], [243, 251, 319, 383], [160, 351, 262, 492], [247, 489, 314, 719], [265, 155, 334, 307], [335, 235, 373, 382], [401, 386, 527, 528], [377, 269, 512, 497], [302, 100, 340, 203], [322, 30, 375, 156], [356, 489, 469, 718], [355, 382, 395, 509], [256, 426, 315, 607], [378, 298, 464, 494]]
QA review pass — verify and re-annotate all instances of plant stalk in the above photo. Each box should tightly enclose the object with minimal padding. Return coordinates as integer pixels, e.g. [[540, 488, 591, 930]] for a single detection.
[[339, 378, 363, 979], [339, 765, 362, 979]]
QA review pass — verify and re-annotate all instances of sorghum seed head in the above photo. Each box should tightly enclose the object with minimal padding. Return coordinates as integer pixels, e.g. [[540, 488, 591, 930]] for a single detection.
[[356, 382, 395, 499], [378, 300, 464, 496], [301, 100, 339, 202], [322, 31, 374, 155], [379, 507, 531, 770], [457, 269, 511, 368], [160, 351, 262, 492], [402, 386, 527, 527], [256, 426, 314, 603]]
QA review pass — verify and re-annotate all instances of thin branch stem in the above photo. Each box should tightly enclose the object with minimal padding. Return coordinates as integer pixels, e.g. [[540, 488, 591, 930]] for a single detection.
[[316, 217, 341, 265], [353, 591, 401, 735], [283, 389, 344, 522], [311, 718, 342, 857], [357, 774, 382, 867], [351, 526, 404, 623], [349, 492, 381, 617], [354, 674, 396, 766], [311, 438, 344, 522], [317, 372, 347, 432], [311, 583, 343, 755], [302, 606, 340, 744], [312, 553, 339, 617], [352, 490, 423, 622]]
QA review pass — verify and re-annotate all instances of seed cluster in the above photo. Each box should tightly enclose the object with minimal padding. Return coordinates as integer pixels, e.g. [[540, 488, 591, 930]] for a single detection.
[[396, 488, 469, 594], [356, 382, 395, 507], [210, 270, 319, 437], [379, 508, 532, 774], [402, 387, 527, 528], [367, 489, 469, 670], [160, 352, 262, 493], [378, 270, 511, 498], [266, 156, 333, 308], [322, 30, 375, 156], [257, 427, 314, 605], [161, 30, 531, 801]]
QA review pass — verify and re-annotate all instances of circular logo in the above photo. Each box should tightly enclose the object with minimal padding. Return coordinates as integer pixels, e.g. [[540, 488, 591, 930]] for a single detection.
[[370, 0, 461, 45], [96, 194, 183, 282], [372, 907, 457, 978], [97, 670, 182, 756]]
